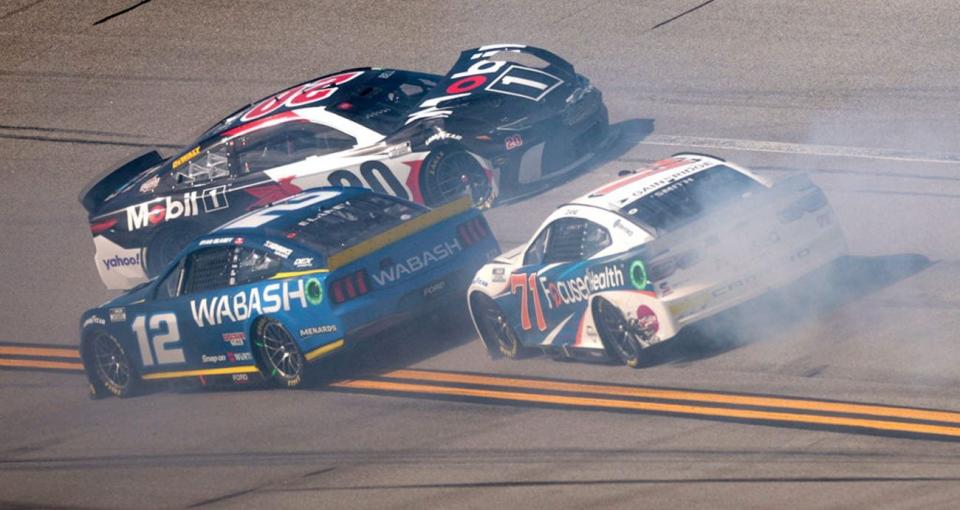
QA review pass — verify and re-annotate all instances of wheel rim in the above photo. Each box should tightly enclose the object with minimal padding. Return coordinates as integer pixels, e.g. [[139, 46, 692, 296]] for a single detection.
[[92, 332, 130, 390], [425, 152, 492, 207], [260, 322, 302, 379], [598, 300, 644, 361], [479, 299, 520, 353]]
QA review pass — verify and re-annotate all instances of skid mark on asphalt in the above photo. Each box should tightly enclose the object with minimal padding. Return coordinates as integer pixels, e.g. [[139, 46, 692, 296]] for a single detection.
[[7, 343, 960, 440], [649, 0, 719, 31], [633, 134, 960, 164], [92, 0, 152, 26]]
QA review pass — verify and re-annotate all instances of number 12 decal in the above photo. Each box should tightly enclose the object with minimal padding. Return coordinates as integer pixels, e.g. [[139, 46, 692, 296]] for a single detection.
[[510, 273, 547, 331], [132, 313, 185, 366]]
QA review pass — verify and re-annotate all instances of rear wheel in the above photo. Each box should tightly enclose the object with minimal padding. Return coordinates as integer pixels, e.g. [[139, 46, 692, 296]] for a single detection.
[[85, 330, 140, 398], [593, 297, 650, 368], [253, 318, 305, 388], [421, 148, 494, 209], [470, 293, 525, 359]]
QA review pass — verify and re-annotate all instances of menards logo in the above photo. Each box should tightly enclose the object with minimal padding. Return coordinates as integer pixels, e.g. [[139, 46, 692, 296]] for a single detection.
[[126, 187, 228, 230]]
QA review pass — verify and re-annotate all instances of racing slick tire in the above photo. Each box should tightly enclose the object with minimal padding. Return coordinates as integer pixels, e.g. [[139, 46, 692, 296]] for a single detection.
[[420, 148, 494, 209], [83, 329, 141, 398], [470, 293, 527, 359], [592, 297, 647, 368], [144, 223, 205, 277], [253, 317, 306, 388]]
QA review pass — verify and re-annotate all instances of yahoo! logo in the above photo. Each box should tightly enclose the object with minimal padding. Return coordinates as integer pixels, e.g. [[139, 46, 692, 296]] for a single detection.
[[102, 253, 141, 271]]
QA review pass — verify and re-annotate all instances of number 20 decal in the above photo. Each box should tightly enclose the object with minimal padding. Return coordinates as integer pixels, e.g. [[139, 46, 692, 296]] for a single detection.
[[326, 161, 409, 200], [132, 313, 185, 366], [510, 273, 547, 331]]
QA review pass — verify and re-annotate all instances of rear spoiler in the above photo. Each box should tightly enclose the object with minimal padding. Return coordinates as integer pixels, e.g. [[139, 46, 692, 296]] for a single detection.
[[78, 149, 165, 214], [462, 44, 579, 82]]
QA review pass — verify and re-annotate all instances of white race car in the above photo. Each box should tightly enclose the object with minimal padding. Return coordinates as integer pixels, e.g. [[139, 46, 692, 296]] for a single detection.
[[467, 154, 847, 366]]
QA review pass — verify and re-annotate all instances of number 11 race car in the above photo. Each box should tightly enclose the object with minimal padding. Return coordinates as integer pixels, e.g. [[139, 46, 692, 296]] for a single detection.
[[80, 188, 498, 397], [80, 44, 609, 289], [467, 154, 847, 367]]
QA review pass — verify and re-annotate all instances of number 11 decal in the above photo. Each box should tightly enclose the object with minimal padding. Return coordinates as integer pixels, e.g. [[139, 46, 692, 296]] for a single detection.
[[510, 273, 547, 331]]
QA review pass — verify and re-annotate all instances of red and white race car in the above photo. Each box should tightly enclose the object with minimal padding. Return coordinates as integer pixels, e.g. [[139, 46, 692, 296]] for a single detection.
[[467, 154, 847, 366]]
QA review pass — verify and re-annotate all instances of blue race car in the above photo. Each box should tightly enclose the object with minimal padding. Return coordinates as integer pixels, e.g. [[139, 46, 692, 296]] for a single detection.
[[80, 188, 498, 397]]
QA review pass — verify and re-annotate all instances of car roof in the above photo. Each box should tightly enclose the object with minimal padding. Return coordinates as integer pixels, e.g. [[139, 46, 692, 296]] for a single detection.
[[570, 154, 749, 211], [212, 187, 370, 235]]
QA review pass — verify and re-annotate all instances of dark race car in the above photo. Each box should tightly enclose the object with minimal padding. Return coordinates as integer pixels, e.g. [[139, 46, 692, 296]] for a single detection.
[[80, 44, 609, 289], [80, 188, 499, 398]]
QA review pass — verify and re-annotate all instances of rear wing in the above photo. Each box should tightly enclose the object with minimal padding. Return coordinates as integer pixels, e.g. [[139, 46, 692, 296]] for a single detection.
[[78, 149, 164, 214]]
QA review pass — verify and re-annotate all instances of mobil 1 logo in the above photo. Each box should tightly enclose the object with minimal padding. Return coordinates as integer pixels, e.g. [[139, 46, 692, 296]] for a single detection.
[[487, 65, 562, 101]]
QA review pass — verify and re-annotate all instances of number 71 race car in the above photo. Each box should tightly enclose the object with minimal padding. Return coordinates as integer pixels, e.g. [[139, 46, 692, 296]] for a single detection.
[[80, 44, 608, 290], [80, 189, 498, 397], [467, 154, 847, 367]]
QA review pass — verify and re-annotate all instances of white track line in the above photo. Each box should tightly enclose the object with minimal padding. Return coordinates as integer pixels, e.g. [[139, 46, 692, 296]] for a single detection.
[[633, 134, 960, 165]]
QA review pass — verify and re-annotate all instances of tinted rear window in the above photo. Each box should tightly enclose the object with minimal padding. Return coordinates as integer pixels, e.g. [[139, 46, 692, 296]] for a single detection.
[[620, 165, 763, 233], [293, 194, 427, 254]]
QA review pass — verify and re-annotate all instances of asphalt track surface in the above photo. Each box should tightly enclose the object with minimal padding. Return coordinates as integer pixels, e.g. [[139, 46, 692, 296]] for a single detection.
[[3, 1, 960, 508]]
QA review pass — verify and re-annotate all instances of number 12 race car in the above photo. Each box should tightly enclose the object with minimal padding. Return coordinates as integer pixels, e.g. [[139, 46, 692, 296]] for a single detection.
[[467, 154, 847, 367], [80, 44, 609, 289], [80, 189, 498, 397]]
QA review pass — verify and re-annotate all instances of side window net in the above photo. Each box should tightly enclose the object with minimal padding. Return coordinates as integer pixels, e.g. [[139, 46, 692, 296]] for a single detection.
[[181, 248, 235, 294], [542, 218, 611, 264]]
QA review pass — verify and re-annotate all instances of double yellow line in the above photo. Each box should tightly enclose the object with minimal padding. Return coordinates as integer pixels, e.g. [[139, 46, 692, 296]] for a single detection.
[[0, 344, 83, 371], [333, 369, 960, 439], [6, 342, 960, 439]]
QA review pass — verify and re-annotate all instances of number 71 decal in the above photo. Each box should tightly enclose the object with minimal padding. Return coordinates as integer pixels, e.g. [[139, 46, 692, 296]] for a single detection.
[[510, 273, 547, 331]]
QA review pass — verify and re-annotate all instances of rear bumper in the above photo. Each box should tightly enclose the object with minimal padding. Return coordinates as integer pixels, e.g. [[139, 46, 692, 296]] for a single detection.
[[93, 234, 149, 290]]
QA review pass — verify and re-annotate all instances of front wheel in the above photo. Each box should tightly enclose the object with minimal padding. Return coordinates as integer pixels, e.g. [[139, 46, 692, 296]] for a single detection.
[[420, 149, 494, 209], [470, 293, 525, 359], [593, 297, 651, 368], [253, 318, 305, 388], [84, 330, 140, 398]]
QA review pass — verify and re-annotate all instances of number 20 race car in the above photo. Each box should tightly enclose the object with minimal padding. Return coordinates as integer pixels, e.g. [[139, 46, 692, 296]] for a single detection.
[[79, 189, 499, 397], [467, 154, 847, 367], [80, 44, 609, 289]]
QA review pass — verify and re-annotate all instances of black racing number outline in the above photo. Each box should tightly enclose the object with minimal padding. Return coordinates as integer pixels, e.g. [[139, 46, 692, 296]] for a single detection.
[[326, 163, 409, 199]]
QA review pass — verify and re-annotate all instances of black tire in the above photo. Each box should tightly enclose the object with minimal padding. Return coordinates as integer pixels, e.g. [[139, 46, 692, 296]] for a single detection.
[[83, 329, 140, 398], [145, 223, 203, 277], [253, 318, 305, 388], [592, 297, 648, 368], [470, 293, 526, 359], [421, 148, 494, 209]]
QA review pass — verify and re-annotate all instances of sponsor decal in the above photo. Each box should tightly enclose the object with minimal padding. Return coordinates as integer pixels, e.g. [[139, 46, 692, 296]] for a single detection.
[[544, 264, 625, 308], [222, 332, 246, 347], [171, 146, 201, 170], [189, 279, 317, 328], [422, 279, 447, 297], [102, 253, 142, 271], [472, 277, 489, 287], [612, 219, 634, 236], [629, 260, 648, 290], [139, 175, 160, 193], [226, 351, 253, 362], [109, 307, 126, 322], [505, 134, 523, 150], [233, 237, 244, 245], [492, 267, 506, 282], [199, 237, 235, 246], [240, 71, 364, 122], [231, 373, 250, 384], [264, 240, 292, 259], [305, 278, 324, 305], [425, 129, 463, 146], [299, 325, 337, 337], [711, 275, 758, 298], [202, 354, 226, 364], [126, 187, 226, 230], [293, 257, 313, 268], [635, 305, 660, 338], [82, 315, 106, 328], [371, 239, 462, 286]]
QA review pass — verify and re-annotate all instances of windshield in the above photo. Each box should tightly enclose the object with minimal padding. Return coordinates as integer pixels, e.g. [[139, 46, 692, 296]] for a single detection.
[[620, 165, 763, 233]]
